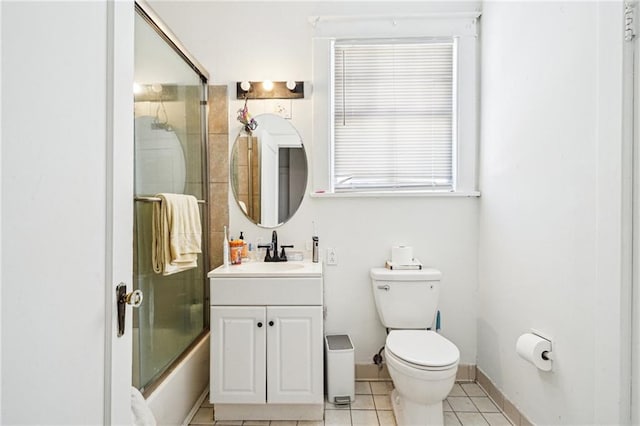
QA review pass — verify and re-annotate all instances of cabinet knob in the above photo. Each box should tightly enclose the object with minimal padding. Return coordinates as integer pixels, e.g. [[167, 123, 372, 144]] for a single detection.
[[257, 322, 263, 328], [268, 321, 274, 327]]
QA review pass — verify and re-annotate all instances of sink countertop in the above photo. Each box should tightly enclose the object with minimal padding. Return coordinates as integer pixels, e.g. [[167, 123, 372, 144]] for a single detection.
[[208, 260, 323, 278]]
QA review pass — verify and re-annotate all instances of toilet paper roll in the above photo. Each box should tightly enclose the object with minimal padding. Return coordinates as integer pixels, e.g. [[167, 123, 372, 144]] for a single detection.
[[516, 333, 552, 371], [391, 246, 413, 265]]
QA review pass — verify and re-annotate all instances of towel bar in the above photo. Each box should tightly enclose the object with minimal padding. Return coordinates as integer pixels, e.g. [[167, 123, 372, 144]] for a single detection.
[[134, 196, 206, 204]]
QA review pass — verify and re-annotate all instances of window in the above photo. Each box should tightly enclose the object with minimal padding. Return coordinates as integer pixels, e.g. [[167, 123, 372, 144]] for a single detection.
[[332, 39, 455, 192], [312, 14, 479, 196]]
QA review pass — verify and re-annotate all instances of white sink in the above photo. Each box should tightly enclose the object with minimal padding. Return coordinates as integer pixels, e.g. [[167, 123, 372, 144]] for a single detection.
[[208, 261, 323, 305], [208, 260, 321, 278], [238, 262, 305, 272]]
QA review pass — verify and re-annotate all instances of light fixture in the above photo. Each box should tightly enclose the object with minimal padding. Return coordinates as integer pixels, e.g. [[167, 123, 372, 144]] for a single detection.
[[236, 81, 304, 99], [262, 80, 274, 92]]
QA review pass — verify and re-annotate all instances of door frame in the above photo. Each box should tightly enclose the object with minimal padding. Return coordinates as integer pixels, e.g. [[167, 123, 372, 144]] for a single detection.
[[104, 0, 135, 424], [632, 2, 640, 422]]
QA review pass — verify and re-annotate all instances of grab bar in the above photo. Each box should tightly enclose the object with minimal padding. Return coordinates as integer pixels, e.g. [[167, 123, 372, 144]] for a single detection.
[[135, 196, 206, 204]]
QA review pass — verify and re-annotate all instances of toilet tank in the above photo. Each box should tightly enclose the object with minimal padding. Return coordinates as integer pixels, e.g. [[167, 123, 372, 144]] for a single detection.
[[370, 268, 442, 329]]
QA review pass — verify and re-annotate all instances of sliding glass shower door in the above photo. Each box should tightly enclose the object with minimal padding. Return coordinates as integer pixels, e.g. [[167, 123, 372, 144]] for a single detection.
[[132, 7, 208, 392]]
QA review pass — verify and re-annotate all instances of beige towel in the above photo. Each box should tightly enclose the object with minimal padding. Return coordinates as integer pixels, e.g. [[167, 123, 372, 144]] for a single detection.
[[152, 193, 202, 276]]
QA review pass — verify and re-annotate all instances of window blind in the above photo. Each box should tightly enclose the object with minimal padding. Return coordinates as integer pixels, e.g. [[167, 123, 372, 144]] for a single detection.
[[333, 40, 455, 191]]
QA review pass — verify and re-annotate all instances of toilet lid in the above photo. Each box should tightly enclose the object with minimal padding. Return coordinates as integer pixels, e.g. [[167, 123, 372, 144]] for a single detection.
[[386, 330, 459, 368]]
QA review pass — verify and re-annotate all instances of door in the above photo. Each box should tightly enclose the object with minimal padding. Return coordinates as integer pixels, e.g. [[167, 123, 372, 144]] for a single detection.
[[266, 306, 323, 404], [211, 306, 267, 404], [1, 1, 135, 424]]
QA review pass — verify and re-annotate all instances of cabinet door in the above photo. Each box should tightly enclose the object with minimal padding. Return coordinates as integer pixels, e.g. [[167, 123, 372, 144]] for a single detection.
[[266, 306, 323, 404], [210, 306, 266, 404]]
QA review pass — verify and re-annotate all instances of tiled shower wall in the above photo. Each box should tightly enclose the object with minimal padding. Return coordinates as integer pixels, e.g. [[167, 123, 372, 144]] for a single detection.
[[207, 85, 229, 269]]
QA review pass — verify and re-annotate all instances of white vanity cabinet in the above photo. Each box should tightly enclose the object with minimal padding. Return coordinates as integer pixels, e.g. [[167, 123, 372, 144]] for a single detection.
[[211, 305, 323, 404], [210, 306, 266, 404], [208, 262, 324, 421]]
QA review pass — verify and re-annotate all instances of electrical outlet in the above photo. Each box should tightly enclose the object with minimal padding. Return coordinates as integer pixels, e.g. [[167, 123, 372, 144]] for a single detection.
[[326, 247, 337, 265]]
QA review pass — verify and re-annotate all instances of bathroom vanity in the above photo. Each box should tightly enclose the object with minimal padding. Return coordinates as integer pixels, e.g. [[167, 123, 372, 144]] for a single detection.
[[208, 261, 324, 421]]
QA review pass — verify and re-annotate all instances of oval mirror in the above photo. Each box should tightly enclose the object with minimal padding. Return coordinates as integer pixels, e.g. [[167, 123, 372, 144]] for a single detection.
[[230, 113, 308, 228]]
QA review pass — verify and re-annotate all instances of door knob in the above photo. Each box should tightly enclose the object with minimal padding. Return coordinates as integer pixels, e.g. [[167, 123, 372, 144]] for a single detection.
[[268, 321, 274, 327], [124, 289, 144, 307], [257, 322, 263, 328], [116, 283, 143, 337]]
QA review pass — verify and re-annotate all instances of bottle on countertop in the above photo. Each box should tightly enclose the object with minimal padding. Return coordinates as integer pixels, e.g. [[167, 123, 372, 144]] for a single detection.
[[312, 236, 319, 263], [312, 221, 319, 263], [223, 226, 230, 267], [230, 237, 243, 265], [239, 231, 248, 259]]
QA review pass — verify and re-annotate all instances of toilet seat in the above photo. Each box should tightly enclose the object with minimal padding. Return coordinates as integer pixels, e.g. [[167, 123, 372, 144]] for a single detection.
[[386, 330, 459, 371]]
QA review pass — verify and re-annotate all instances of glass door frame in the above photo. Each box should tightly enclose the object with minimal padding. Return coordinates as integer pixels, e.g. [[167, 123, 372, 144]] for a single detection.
[[134, 0, 211, 395]]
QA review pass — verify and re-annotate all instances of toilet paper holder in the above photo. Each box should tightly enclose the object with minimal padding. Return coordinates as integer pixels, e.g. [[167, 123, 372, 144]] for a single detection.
[[532, 329, 553, 360], [516, 329, 553, 371]]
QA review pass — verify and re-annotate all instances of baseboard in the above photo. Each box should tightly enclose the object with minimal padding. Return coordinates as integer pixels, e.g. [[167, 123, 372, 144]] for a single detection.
[[214, 403, 323, 421], [355, 363, 391, 380], [476, 367, 533, 426], [355, 363, 476, 382]]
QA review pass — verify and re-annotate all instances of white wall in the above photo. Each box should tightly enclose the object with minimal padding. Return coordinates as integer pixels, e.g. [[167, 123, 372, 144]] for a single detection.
[[1, 2, 113, 423], [149, 1, 481, 364], [478, 2, 629, 424]]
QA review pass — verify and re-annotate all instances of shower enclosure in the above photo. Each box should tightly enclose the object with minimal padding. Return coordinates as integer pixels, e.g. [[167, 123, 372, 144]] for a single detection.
[[132, 4, 209, 393]]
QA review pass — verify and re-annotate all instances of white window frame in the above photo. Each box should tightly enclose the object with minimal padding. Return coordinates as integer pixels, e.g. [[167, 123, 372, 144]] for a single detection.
[[311, 13, 480, 197]]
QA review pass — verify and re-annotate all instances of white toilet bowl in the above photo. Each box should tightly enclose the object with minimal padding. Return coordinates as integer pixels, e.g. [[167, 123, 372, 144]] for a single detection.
[[384, 330, 459, 426], [369, 268, 460, 425]]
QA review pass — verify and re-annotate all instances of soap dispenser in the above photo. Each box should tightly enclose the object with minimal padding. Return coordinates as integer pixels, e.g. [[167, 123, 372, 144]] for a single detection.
[[239, 231, 248, 259]]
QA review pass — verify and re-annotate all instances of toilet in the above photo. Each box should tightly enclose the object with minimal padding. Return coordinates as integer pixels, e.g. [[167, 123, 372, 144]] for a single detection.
[[370, 268, 459, 426]]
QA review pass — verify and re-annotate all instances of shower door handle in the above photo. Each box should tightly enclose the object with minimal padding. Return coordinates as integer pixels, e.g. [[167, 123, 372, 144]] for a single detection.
[[116, 283, 143, 337]]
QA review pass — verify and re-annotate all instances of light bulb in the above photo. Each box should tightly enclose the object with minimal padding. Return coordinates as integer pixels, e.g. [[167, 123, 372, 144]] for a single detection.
[[262, 80, 274, 91], [151, 83, 163, 93], [240, 81, 251, 91], [286, 81, 297, 91], [133, 83, 143, 95]]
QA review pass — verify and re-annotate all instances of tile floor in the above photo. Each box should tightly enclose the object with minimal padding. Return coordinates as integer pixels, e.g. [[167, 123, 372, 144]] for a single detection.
[[189, 381, 513, 426]]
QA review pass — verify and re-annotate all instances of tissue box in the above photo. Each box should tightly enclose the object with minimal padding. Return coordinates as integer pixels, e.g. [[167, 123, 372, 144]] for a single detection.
[[391, 246, 413, 265]]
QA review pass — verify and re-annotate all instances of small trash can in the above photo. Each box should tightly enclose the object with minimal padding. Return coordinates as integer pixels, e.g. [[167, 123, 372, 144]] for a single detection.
[[325, 334, 355, 405]]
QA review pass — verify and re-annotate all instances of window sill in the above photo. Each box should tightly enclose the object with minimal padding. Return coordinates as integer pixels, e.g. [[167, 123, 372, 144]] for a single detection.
[[309, 190, 481, 198]]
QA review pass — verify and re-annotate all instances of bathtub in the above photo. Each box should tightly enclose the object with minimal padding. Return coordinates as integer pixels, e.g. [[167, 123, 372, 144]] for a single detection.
[[143, 331, 210, 425]]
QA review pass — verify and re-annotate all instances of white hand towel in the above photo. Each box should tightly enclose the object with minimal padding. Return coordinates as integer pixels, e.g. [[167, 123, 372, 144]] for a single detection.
[[131, 386, 157, 426], [152, 193, 202, 276]]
